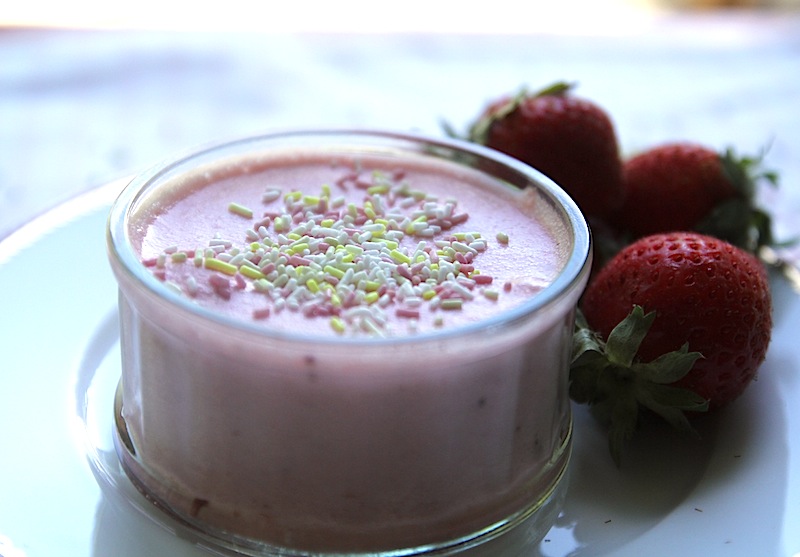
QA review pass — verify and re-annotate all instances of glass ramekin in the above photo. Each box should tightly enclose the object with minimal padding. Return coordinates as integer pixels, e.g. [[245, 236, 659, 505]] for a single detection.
[[106, 129, 591, 556]]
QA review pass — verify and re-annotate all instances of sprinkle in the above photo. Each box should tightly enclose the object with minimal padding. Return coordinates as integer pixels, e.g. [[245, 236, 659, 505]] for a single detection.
[[483, 289, 499, 301], [239, 265, 266, 280], [390, 249, 412, 265], [330, 316, 346, 334], [253, 307, 271, 320], [204, 258, 238, 276], [262, 188, 282, 203], [228, 202, 254, 219], [396, 308, 420, 319], [441, 299, 463, 310], [496, 231, 509, 244]]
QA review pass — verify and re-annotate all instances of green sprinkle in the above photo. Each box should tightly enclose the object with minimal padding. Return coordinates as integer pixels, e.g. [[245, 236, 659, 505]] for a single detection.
[[345, 245, 364, 258], [483, 289, 500, 301], [228, 202, 253, 219], [324, 265, 345, 279], [170, 252, 188, 263], [441, 299, 463, 310], [367, 183, 390, 195], [330, 316, 346, 334], [204, 258, 238, 275], [496, 232, 509, 244], [390, 249, 412, 265], [239, 265, 266, 280], [306, 278, 320, 293], [364, 280, 381, 292]]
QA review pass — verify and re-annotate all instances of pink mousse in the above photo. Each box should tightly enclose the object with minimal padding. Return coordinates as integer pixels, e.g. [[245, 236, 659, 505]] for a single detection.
[[113, 148, 581, 552]]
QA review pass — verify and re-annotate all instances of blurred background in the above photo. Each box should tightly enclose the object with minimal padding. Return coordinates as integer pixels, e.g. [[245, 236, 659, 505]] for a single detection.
[[2, 0, 800, 239]]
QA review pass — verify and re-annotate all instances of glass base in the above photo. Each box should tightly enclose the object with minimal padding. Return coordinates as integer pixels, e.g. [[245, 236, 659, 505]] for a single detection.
[[113, 383, 570, 557]]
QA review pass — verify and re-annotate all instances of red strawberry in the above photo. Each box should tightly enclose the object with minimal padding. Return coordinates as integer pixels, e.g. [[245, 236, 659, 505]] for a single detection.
[[463, 82, 624, 221], [571, 232, 773, 465], [617, 142, 778, 253]]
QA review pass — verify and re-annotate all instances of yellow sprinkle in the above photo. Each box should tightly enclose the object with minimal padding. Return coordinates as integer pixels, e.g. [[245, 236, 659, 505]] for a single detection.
[[285, 191, 302, 202], [367, 183, 390, 195], [321, 184, 331, 198], [331, 293, 342, 307], [497, 232, 510, 244], [330, 316, 346, 334], [306, 278, 320, 293], [239, 266, 266, 280], [204, 258, 238, 276], [303, 195, 320, 205], [289, 242, 309, 255], [170, 252, 187, 263], [380, 239, 399, 250], [364, 291, 380, 304], [228, 202, 253, 219], [364, 280, 381, 292], [422, 289, 437, 300], [321, 218, 336, 228], [390, 249, 412, 265], [324, 265, 345, 279], [287, 233, 302, 241], [484, 289, 500, 301]]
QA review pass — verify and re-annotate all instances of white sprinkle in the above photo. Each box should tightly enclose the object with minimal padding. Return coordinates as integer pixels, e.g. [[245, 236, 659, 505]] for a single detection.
[[262, 188, 282, 203]]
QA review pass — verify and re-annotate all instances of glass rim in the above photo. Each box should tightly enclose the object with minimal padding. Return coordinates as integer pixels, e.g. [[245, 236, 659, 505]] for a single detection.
[[106, 128, 592, 346]]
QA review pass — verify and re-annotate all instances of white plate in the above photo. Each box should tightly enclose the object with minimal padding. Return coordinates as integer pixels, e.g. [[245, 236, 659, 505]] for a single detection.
[[1, 181, 798, 557]]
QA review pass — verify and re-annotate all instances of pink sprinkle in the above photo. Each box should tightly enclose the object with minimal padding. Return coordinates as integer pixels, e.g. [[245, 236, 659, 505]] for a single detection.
[[142, 257, 158, 267], [504, 282, 513, 292], [288, 255, 311, 267], [253, 307, 271, 320], [261, 262, 276, 275], [457, 277, 476, 289], [153, 269, 166, 281], [464, 251, 474, 263], [234, 273, 247, 290], [455, 252, 468, 264], [459, 264, 475, 274], [324, 275, 339, 286], [450, 213, 469, 226], [318, 242, 331, 252], [355, 179, 372, 189], [262, 212, 282, 220], [209, 274, 232, 300], [396, 264, 412, 280], [396, 308, 420, 319], [473, 275, 493, 285]]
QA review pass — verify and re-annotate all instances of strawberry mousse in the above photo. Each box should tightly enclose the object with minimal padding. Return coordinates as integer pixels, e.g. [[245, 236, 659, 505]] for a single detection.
[[106, 130, 591, 555]]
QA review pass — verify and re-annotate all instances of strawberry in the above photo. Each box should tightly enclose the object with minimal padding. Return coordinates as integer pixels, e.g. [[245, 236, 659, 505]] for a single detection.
[[460, 82, 624, 222], [571, 232, 773, 465], [617, 142, 779, 254]]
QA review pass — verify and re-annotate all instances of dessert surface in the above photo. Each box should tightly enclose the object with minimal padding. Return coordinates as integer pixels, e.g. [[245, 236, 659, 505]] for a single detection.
[[131, 152, 568, 337]]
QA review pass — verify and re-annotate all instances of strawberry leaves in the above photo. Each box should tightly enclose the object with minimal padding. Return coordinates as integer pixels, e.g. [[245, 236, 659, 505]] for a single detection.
[[570, 306, 708, 467], [695, 147, 781, 253]]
